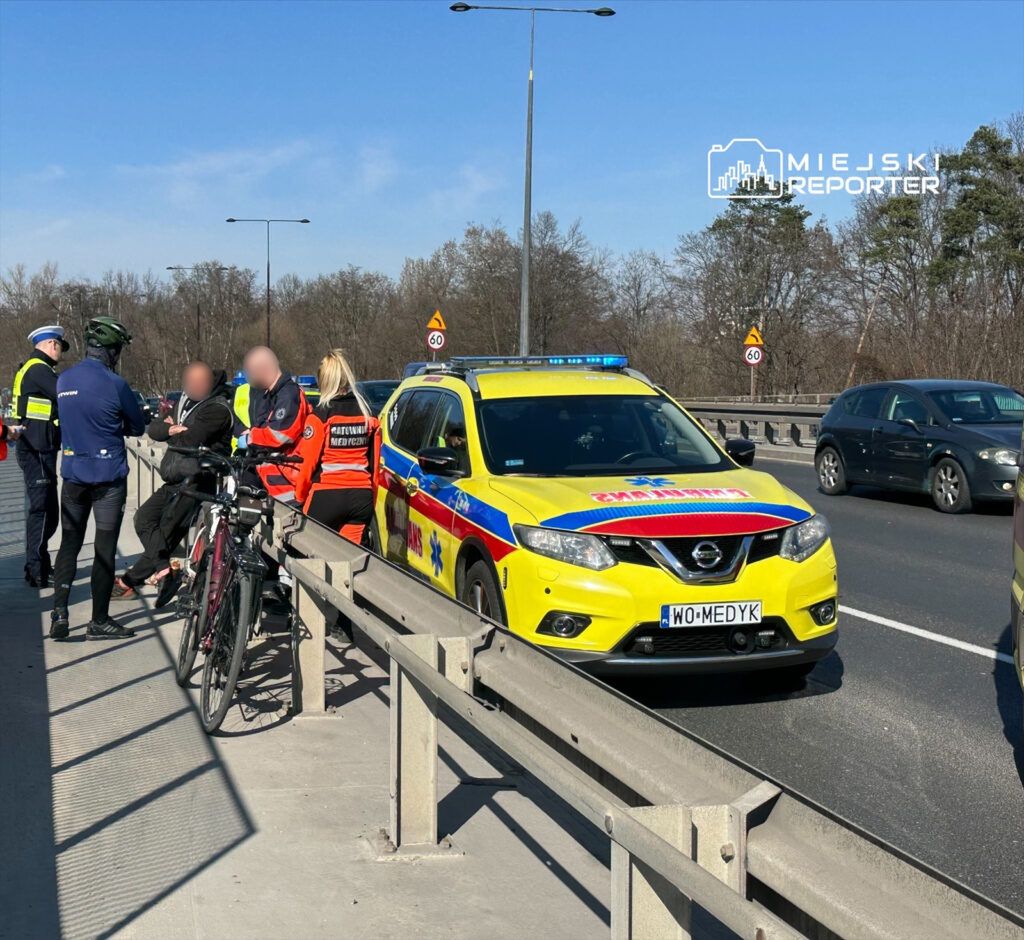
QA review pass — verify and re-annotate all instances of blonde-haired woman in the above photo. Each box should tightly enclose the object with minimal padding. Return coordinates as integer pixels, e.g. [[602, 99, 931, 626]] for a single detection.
[[293, 349, 380, 544]]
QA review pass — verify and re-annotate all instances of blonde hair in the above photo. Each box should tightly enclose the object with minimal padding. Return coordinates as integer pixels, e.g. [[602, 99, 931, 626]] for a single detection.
[[318, 348, 370, 417]]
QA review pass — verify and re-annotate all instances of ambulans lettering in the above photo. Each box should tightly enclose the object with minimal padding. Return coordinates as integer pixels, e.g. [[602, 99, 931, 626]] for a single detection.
[[407, 521, 423, 557], [590, 487, 751, 504]]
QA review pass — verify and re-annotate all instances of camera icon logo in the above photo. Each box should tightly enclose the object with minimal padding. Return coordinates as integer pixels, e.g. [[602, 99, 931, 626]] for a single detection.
[[707, 138, 784, 199]]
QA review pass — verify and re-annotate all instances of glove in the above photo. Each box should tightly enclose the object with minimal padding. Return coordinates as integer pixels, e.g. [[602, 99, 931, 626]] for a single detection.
[[236, 432, 250, 450]]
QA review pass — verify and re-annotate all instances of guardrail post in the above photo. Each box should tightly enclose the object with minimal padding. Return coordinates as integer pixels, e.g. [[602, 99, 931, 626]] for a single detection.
[[790, 423, 802, 447], [716, 418, 726, 441], [611, 805, 692, 940], [739, 419, 750, 441], [388, 634, 439, 851], [765, 421, 776, 445], [291, 558, 329, 715], [691, 781, 780, 895]]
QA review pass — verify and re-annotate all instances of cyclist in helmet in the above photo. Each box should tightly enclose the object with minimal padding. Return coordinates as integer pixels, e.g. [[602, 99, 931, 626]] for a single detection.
[[50, 316, 147, 640]]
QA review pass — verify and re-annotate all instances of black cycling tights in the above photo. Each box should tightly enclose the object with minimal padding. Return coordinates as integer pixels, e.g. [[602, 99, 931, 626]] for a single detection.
[[52, 479, 127, 624]]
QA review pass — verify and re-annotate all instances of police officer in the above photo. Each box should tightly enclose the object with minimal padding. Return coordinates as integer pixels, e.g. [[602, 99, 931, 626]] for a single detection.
[[11, 325, 68, 587], [50, 317, 146, 640]]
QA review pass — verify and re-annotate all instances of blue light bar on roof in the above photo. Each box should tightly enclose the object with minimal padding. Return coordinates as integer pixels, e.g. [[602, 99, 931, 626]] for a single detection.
[[296, 375, 317, 387], [449, 354, 628, 369]]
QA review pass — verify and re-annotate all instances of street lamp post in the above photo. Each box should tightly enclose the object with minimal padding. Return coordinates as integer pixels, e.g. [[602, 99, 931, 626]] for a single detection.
[[225, 217, 310, 346], [450, 2, 614, 357], [166, 264, 229, 359]]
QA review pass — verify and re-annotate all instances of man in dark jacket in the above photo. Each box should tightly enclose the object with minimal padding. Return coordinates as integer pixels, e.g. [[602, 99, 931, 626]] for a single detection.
[[11, 325, 68, 587], [112, 361, 233, 607], [50, 317, 146, 640]]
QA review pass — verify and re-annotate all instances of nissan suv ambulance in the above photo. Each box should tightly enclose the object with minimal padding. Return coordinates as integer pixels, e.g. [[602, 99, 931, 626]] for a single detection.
[[374, 356, 838, 685]]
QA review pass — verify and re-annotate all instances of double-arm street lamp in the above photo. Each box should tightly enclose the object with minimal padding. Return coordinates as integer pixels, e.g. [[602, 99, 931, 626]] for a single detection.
[[450, 2, 614, 356], [166, 264, 229, 358], [225, 217, 310, 346]]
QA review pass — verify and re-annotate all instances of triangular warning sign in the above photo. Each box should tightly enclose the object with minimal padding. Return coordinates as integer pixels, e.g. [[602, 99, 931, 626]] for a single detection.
[[743, 326, 764, 346], [427, 309, 447, 331]]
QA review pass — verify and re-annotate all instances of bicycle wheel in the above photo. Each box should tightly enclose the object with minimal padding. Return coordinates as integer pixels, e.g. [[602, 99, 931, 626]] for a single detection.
[[175, 553, 210, 688], [199, 575, 257, 733]]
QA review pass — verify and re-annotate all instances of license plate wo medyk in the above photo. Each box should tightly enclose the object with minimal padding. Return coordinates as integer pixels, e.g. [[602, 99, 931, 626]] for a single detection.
[[660, 601, 763, 629]]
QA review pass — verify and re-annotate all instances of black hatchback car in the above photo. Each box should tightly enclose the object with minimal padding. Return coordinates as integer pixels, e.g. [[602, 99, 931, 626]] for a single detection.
[[815, 379, 1023, 513]]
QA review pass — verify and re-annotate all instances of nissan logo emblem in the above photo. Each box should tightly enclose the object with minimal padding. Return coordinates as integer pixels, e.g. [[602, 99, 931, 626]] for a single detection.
[[691, 540, 724, 569]]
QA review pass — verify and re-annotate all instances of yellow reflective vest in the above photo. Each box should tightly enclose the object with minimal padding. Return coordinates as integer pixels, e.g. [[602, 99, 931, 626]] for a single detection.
[[231, 382, 251, 451]]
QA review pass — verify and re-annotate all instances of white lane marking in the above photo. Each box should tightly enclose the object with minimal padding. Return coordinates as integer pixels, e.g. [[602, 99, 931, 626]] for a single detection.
[[840, 605, 1014, 665]]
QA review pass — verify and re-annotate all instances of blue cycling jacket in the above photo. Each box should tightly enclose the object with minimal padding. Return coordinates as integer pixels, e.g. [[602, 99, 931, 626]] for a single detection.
[[57, 357, 147, 484]]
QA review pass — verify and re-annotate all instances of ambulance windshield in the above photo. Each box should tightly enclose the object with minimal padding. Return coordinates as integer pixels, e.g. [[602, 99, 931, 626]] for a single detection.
[[477, 395, 730, 476]]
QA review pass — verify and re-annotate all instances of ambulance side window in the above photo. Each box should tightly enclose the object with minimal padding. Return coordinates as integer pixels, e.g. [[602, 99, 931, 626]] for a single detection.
[[430, 393, 471, 475], [392, 390, 441, 455]]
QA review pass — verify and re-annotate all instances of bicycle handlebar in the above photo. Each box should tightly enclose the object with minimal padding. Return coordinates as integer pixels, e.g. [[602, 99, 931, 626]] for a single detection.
[[167, 444, 302, 466]]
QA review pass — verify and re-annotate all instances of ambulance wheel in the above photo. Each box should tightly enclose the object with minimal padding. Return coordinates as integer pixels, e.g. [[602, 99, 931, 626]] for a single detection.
[[461, 560, 506, 625]]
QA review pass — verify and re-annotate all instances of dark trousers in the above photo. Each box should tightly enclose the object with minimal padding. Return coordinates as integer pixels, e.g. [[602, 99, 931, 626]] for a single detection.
[[52, 479, 127, 624], [123, 484, 198, 587], [305, 486, 374, 544], [16, 445, 59, 580]]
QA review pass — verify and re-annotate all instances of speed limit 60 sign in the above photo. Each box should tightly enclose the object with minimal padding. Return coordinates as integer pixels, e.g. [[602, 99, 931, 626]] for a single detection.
[[427, 329, 447, 352], [743, 345, 763, 367]]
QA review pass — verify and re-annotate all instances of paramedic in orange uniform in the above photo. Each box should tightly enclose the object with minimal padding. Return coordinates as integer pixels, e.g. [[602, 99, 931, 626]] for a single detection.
[[234, 346, 310, 501], [293, 349, 380, 544]]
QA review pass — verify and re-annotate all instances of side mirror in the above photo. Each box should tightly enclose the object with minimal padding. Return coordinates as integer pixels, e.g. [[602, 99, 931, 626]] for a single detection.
[[417, 446, 463, 477], [897, 417, 922, 433], [725, 438, 755, 467]]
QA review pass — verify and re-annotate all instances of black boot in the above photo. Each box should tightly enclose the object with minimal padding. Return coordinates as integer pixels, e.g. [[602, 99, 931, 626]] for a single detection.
[[86, 618, 136, 640], [49, 609, 69, 640]]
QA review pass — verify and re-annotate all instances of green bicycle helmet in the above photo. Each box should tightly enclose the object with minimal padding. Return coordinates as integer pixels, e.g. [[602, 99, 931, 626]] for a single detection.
[[85, 316, 132, 348]]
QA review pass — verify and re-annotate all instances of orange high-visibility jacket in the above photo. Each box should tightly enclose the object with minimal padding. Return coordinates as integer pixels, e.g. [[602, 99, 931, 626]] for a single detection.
[[246, 373, 311, 500], [293, 394, 381, 508]]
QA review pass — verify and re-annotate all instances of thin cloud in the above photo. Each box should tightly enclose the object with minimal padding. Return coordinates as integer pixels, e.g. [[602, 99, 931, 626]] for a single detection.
[[428, 163, 502, 215], [357, 144, 399, 194], [24, 164, 67, 183], [116, 140, 316, 206]]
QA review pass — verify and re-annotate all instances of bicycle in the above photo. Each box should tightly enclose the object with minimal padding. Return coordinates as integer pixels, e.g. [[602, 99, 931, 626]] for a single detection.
[[170, 445, 301, 733]]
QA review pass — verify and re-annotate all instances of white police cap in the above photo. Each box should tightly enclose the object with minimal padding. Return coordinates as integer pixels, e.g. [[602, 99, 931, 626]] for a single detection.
[[28, 325, 70, 351]]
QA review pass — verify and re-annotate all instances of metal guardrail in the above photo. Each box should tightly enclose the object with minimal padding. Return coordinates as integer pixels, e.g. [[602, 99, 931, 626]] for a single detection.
[[692, 395, 838, 407], [683, 402, 829, 450], [126, 438, 1022, 940]]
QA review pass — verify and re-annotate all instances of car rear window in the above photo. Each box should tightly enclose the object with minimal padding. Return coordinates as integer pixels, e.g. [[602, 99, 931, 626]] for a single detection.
[[841, 387, 888, 418], [391, 390, 441, 453]]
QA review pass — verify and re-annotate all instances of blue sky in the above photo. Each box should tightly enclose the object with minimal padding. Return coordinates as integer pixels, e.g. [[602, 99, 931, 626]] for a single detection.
[[1, 0, 1022, 282]]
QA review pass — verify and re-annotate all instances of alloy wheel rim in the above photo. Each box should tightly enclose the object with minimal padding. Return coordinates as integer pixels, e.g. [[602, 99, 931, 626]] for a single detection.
[[470, 581, 490, 617], [937, 466, 959, 506], [820, 453, 838, 488]]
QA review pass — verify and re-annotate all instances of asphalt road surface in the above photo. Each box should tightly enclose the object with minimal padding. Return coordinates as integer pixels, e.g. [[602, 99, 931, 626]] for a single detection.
[[614, 457, 1022, 917]]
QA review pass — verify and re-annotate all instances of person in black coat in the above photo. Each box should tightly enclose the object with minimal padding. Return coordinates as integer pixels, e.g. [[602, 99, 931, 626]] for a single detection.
[[112, 362, 233, 607]]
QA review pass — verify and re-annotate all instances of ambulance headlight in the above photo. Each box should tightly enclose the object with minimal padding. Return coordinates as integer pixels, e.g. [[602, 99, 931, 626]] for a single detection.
[[779, 515, 830, 563], [514, 525, 618, 571]]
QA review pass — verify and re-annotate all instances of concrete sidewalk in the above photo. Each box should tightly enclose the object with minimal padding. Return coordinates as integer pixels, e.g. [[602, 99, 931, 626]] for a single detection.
[[0, 454, 610, 939]]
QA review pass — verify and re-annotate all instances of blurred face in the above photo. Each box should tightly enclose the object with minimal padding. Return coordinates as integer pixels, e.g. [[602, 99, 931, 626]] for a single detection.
[[182, 364, 214, 400], [243, 348, 279, 391]]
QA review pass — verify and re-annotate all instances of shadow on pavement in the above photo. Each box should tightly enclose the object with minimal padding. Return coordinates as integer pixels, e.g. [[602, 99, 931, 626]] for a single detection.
[[1, 456, 258, 940], [993, 621, 1023, 787], [843, 483, 1014, 517], [609, 650, 844, 710], [1, 553, 62, 939]]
